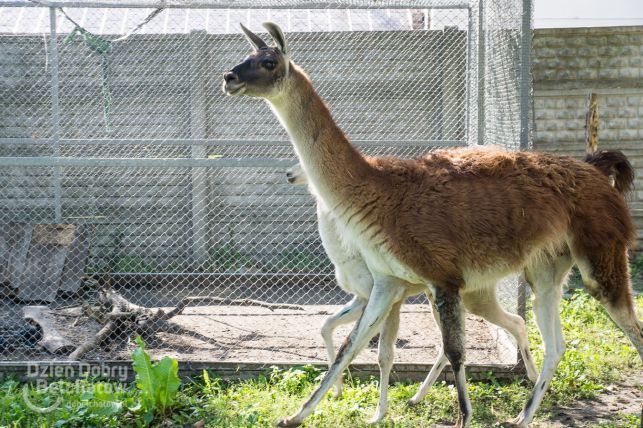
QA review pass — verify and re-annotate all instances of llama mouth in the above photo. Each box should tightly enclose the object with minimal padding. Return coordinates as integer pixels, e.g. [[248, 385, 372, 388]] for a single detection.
[[224, 83, 246, 96]]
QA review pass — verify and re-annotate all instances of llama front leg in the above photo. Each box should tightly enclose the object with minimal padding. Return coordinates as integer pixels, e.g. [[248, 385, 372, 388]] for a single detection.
[[320, 296, 367, 398], [276, 278, 405, 427], [369, 300, 402, 424]]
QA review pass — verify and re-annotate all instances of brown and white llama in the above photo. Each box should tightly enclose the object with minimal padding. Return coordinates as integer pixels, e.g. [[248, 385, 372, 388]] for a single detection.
[[286, 162, 539, 423], [223, 23, 643, 427]]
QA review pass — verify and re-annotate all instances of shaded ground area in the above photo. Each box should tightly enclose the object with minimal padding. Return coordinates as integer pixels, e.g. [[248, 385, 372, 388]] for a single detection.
[[536, 371, 642, 427]]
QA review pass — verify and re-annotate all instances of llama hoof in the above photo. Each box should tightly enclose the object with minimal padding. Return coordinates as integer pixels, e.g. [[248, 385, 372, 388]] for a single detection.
[[497, 417, 526, 428], [331, 386, 343, 399], [367, 409, 386, 424], [275, 417, 301, 427], [406, 397, 421, 407]]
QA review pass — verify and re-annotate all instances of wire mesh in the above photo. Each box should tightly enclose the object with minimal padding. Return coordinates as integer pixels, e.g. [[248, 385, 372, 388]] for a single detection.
[[0, 1, 530, 369]]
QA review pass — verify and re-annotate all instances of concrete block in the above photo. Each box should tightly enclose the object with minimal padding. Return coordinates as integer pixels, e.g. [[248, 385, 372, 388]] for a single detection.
[[564, 97, 582, 109], [554, 109, 573, 120], [556, 70, 573, 80], [628, 56, 643, 67], [597, 46, 619, 56], [598, 68, 618, 79], [577, 69, 598, 80], [585, 36, 607, 46], [587, 58, 601, 68], [618, 68, 640, 79], [546, 58, 562, 69], [534, 109, 553, 120], [543, 120, 561, 132], [610, 34, 630, 45], [606, 57, 626, 68], [606, 117, 627, 129], [618, 129, 638, 140], [542, 70, 557, 80], [543, 98, 561, 109], [617, 45, 634, 56], [537, 47, 556, 58], [545, 37, 564, 48], [617, 107, 636, 118], [599, 128, 619, 140], [567, 36, 587, 48], [558, 130, 577, 141]]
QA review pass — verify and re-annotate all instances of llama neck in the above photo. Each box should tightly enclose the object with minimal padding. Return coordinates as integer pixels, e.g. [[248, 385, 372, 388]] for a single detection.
[[266, 65, 373, 206]]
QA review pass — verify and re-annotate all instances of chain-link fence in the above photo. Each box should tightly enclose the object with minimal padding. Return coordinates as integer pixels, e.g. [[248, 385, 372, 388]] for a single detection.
[[0, 0, 531, 376]]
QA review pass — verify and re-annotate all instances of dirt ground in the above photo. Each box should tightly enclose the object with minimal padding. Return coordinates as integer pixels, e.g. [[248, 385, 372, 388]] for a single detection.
[[535, 370, 642, 427], [1, 301, 511, 365]]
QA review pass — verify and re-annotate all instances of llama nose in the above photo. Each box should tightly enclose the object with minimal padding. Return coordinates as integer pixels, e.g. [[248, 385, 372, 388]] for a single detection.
[[223, 71, 238, 83]]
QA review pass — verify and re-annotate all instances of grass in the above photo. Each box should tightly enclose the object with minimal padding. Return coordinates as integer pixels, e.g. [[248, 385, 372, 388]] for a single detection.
[[1, 293, 641, 428]]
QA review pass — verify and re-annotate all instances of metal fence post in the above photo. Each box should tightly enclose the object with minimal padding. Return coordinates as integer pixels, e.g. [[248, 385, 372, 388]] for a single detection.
[[49, 7, 62, 223], [517, 0, 533, 370], [189, 30, 210, 267], [477, 0, 485, 145], [519, 0, 532, 151]]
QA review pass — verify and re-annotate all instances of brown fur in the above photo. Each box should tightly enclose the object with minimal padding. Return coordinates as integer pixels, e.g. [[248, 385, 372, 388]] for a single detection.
[[584, 150, 635, 194]]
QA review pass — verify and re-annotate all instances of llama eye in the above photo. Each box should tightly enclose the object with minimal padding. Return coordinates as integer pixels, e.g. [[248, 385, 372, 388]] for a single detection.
[[262, 60, 276, 70]]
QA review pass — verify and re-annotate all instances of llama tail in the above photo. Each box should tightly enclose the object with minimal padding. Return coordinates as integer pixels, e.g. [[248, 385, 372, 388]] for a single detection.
[[584, 150, 634, 195]]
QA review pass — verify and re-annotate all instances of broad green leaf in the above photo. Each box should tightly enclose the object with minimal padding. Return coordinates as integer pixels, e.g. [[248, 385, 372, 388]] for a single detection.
[[152, 356, 181, 411], [131, 336, 156, 412]]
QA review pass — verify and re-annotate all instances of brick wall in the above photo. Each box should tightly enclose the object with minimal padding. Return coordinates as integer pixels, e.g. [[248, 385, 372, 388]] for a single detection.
[[532, 26, 643, 248]]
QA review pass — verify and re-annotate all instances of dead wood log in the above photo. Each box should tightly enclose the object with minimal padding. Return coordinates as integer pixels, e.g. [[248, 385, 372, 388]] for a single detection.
[[68, 319, 117, 360], [23, 306, 76, 355]]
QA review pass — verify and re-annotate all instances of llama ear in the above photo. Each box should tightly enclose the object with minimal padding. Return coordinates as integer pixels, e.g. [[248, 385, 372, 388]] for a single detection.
[[262, 22, 288, 57], [240, 23, 267, 51]]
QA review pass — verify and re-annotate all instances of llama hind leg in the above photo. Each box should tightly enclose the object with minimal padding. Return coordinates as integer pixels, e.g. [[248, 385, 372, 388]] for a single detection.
[[576, 247, 643, 359], [510, 254, 572, 427], [462, 287, 538, 382]]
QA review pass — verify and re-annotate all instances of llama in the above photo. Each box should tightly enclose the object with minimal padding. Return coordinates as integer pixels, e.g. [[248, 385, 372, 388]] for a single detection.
[[286, 162, 539, 422], [223, 23, 643, 427]]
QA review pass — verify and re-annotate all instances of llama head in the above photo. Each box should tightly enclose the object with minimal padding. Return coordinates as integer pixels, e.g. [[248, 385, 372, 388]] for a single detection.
[[222, 22, 290, 99], [286, 163, 307, 185]]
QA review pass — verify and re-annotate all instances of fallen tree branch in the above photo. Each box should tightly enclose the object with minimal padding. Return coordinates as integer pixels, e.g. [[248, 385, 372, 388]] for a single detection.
[[67, 319, 116, 361]]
